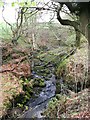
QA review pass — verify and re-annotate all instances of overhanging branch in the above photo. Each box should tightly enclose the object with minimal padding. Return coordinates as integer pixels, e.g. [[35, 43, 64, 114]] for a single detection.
[[57, 5, 79, 31], [2, 6, 14, 33], [64, 3, 78, 13], [57, 4, 82, 48]]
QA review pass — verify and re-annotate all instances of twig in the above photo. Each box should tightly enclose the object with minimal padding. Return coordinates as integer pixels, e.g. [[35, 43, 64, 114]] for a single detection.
[[2, 6, 14, 33]]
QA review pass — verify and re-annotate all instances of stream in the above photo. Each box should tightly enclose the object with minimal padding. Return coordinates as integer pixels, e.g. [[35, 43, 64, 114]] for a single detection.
[[19, 63, 57, 118]]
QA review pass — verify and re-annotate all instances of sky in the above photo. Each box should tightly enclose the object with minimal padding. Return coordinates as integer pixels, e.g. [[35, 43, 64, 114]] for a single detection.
[[0, 0, 48, 23], [0, 0, 89, 23], [0, 0, 65, 23], [51, 0, 90, 2], [0, 0, 18, 23]]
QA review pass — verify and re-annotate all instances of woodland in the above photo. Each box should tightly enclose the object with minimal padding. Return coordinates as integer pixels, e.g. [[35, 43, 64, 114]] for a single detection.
[[0, 0, 90, 119]]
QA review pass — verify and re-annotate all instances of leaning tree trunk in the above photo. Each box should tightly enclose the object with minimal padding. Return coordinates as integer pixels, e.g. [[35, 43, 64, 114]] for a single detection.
[[87, 10, 90, 112], [57, 2, 90, 111], [80, 7, 90, 111], [80, 7, 90, 73]]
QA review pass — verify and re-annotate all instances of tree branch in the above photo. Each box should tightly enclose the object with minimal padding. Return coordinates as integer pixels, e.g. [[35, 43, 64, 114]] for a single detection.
[[57, 4, 82, 48], [64, 3, 76, 13], [18, 7, 28, 29], [2, 6, 14, 33], [57, 5, 79, 31]]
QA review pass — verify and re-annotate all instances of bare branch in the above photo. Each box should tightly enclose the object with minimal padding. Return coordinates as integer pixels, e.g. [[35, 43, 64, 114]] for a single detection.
[[2, 6, 14, 33], [49, 12, 56, 22], [57, 4, 79, 31], [61, 9, 77, 21], [64, 3, 74, 13], [25, 10, 38, 21]]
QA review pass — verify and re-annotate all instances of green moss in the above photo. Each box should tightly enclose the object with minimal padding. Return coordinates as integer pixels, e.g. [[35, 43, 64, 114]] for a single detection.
[[39, 82, 46, 87], [23, 85, 33, 94], [33, 78, 46, 87], [43, 94, 68, 118], [56, 94, 62, 100], [45, 69, 50, 74], [43, 73, 47, 77], [17, 103, 23, 108], [56, 59, 68, 78], [33, 66, 44, 71], [55, 81, 61, 94], [45, 77, 49, 81], [48, 74, 52, 78], [3, 101, 12, 109], [5, 78, 34, 111]]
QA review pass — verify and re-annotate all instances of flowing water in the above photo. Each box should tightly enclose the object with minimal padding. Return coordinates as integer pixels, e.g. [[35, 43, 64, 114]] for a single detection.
[[19, 64, 57, 118]]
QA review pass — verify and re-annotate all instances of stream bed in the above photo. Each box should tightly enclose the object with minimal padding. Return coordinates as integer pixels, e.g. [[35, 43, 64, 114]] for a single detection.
[[19, 63, 57, 118]]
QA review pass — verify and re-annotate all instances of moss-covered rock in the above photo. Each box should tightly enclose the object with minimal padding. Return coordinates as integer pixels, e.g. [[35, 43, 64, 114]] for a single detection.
[[47, 74, 52, 78], [55, 81, 61, 94], [56, 94, 62, 100], [44, 69, 50, 74], [33, 78, 46, 87], [43, 94, 68, 118], [56, 59, 67, 78], [39, 81, 46, 87], [33, 66, 44, 72]]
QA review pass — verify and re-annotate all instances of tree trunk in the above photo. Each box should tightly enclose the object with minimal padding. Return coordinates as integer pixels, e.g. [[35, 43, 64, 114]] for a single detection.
[[57, 3, 90, 110], [80, 8, 90, 74], [87, 11, 90, 112], [80, 7, 90, 111], [75, 29, 81, 48]]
